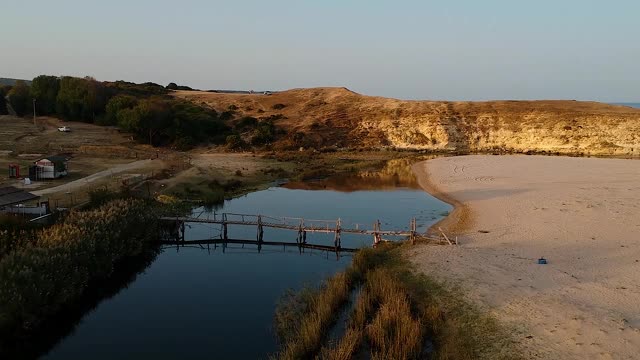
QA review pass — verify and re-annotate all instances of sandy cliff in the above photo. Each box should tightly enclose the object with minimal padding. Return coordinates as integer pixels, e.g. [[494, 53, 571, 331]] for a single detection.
[[175, 88, 640, 156]]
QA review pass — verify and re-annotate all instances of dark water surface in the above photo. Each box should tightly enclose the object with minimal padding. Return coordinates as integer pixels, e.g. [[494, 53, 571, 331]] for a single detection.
[[43, 175, 449, 359], [611, 102, 640, 109]]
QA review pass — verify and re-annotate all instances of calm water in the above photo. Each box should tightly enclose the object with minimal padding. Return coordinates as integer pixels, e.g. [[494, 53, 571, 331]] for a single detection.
[[43, 176, 449, 359], [611, 102, 640, 109]]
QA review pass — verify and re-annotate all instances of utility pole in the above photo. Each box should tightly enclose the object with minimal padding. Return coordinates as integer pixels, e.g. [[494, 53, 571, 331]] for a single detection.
[[32, 99, 36, 125]]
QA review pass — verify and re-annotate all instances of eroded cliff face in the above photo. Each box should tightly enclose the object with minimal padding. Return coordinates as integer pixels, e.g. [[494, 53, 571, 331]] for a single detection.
[[175, 88, 640, 156]]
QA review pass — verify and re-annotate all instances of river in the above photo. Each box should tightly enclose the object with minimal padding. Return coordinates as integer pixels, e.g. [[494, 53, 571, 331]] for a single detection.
[[42, 161, 450, 359]]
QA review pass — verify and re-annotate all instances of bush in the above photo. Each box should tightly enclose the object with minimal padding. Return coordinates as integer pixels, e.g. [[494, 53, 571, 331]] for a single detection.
[[251, 120, 276, 145], [0, 199, 160, 348], [226, 134, 246, 150], [272, 103, 286, 110], [235, 116, 258, 131]]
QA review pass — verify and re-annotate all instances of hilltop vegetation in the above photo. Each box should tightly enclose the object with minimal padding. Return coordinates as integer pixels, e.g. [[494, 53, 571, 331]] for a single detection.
[[175, 88, 640, 156], [1, 76, 231, 149], [5, 77, 639, 156]]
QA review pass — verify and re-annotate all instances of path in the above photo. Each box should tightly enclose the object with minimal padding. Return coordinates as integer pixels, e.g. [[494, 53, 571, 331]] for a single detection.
[[32, 159, 157, 196]]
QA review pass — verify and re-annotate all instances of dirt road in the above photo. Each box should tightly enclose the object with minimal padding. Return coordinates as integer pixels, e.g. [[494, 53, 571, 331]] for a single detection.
[[32, 159, 158, 196]]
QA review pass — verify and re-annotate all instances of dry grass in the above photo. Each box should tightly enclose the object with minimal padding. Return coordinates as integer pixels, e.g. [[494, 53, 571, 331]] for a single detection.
[[174, 88, 640, 156], [275, 271, 354, 360], [319, 327, 363, 360], [366, 269, 422, 360], [290, 243, 522, 360]]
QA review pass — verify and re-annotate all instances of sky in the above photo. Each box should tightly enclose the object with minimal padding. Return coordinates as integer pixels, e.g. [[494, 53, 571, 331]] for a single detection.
[[1, 0, 638, 101]]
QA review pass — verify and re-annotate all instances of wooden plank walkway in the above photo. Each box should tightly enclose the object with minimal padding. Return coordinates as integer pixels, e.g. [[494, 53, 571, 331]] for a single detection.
[[160, 238, 359, 253], [159, 212, 419, 248]]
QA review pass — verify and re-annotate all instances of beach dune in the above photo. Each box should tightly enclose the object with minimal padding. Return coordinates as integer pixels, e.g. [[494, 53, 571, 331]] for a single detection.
[[412, 155, 640, 359]]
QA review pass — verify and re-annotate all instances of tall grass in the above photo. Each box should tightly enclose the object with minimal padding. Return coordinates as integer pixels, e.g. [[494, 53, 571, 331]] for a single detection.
[[365, 269, 423, 360], [283, 243, 523, 360], [275, 272, 354, 359], [0, 198, 160, 349]]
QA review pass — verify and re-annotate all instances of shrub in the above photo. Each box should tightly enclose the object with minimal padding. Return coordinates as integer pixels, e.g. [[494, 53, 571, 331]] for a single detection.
[[0, 199, 160, 348], [236, 116, 258, 131], [272, 103, 286, 110], [225, 134, 246, 150]]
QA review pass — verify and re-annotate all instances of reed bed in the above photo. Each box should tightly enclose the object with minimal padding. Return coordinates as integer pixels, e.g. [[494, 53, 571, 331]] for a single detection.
[[275, 271, 354, 360], [0, 198, 160, 349], [280, 243, 522, 360]]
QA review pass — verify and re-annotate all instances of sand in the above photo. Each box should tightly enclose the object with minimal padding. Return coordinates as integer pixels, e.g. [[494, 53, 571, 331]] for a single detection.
[[411, 155, 640, 359]]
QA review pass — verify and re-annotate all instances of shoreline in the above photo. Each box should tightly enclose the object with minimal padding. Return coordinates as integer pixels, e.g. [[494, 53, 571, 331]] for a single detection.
[[410, 155, 640, 359], [410, 161, 472, 237]]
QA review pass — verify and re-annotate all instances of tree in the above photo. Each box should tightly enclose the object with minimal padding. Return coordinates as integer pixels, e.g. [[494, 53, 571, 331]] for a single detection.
[[7, 81, 31, 116], [166, 82, 178, 90], [56, 76, 107, 122], [103, 95, 137, 126], [0, 85, 11, 115], [30, 75, 60, 115], [117, 99, 172, 146]]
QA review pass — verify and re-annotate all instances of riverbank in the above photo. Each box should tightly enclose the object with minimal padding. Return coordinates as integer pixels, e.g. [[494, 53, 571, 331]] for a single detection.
[[411, 155, 640, 359]]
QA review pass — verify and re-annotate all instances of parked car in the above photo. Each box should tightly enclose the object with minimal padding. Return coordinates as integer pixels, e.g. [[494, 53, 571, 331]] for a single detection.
[[58, 126, 71, 132]]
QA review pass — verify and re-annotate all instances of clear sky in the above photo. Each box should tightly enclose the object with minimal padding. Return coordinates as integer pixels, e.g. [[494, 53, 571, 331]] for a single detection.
[[1, 0, 638, 101]]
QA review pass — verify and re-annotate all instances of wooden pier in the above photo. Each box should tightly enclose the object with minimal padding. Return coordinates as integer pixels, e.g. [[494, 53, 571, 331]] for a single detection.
[[159, 212, 420, 251]]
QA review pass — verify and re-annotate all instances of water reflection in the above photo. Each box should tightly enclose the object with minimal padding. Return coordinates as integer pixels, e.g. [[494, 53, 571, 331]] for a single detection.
[[283, 157, 427, 191], [3, 249, 159, 360], [43, 164, 450, 360]]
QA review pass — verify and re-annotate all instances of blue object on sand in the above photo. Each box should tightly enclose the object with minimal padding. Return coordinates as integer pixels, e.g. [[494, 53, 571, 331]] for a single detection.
[[538, 258, 547, 265]]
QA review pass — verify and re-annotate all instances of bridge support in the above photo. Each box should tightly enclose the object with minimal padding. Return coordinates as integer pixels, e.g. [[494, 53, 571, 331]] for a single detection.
[[222, 213, 228, 241], [334, 218, 342, 250], [373, 220, 382, 246], [410, 218, 417, 245], [257, 215, 264, 243]]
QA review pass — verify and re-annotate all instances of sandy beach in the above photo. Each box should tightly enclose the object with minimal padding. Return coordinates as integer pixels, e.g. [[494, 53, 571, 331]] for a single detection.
[[411, 155, 640, 359]]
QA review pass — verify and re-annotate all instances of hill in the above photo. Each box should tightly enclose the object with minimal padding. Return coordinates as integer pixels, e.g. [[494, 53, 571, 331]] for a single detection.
[[174, 88, 640, 156], [0, 78, 31, 86]]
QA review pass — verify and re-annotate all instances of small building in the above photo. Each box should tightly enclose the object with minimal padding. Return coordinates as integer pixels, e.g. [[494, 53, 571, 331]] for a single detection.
[[0, 186, 47, 216], [30, 155, 69, 180]]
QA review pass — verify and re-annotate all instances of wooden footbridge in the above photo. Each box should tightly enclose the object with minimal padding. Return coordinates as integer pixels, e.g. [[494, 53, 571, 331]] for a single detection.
[[159, 213, 419, 252]]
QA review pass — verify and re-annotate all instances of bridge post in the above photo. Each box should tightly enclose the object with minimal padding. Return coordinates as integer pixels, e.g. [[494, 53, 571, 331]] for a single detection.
[[223, 213, 228, 241], [373, 220, 381, 246], [257, 215, 264, 243], [410, 218, 416, 245], [334, 218, 341, 250]]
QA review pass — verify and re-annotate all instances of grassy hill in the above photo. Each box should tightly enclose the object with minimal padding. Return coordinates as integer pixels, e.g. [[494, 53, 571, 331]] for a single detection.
[[174, 88, 640, 157]]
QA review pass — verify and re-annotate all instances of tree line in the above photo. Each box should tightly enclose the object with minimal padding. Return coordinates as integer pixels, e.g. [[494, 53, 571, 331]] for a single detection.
[[0, 76, 231, 149]]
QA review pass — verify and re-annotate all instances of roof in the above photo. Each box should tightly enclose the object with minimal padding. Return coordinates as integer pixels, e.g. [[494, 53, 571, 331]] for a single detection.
[[35, 155, 70, 165], [44, 155, 69, 163], [0, 186, 39, 207]]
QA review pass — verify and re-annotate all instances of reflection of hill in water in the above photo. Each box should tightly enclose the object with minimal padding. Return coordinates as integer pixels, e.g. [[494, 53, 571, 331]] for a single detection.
[[284, 158, 424, 192]]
